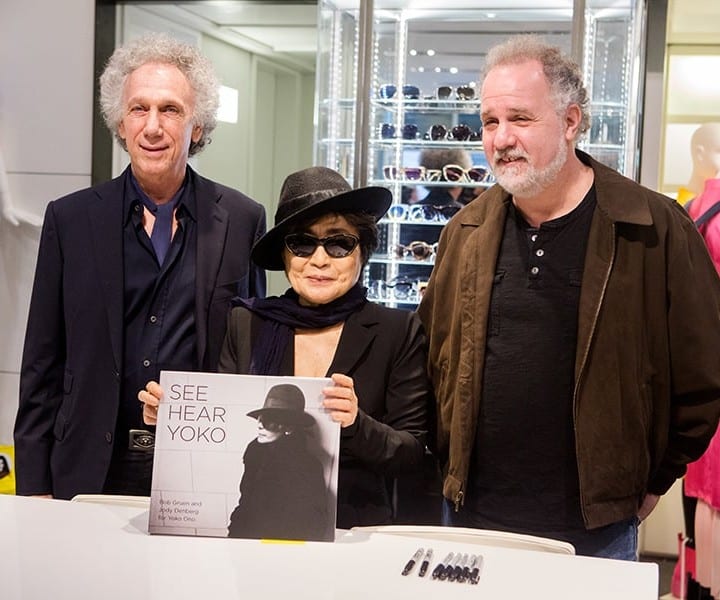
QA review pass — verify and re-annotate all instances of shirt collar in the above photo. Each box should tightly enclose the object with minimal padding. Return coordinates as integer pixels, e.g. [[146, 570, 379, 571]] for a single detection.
[[122, 167, 197, 225]]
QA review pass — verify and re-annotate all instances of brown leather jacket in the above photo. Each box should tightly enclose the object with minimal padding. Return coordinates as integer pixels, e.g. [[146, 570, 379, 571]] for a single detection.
[[418, 151, 720, 529]]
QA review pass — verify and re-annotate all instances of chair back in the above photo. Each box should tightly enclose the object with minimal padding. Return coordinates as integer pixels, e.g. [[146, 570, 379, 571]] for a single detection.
[[71, 494, 150, 509], [351, 525, 575, 555]]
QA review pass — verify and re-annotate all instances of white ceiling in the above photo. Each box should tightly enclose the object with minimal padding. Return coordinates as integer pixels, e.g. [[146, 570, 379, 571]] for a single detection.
[[133, 0, 609, 82]]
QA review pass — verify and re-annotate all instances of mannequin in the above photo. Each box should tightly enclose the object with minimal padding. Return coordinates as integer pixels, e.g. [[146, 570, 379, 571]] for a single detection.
[[678, 122, 720, 206], [0, 144, 42, 227], [680, 123, 720, 600]]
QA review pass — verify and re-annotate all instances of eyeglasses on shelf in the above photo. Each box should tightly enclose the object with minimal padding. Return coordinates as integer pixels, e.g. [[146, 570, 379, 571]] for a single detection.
[[377, 83, 477, 102], [442, 164, 496, 184], [385, 203, 459, 223], [368, 276, 420, 302], [394, 240, 437, 261], [377, 84, 420, 100], [436, 85, 475, 101], [380, 123, 421, 140]]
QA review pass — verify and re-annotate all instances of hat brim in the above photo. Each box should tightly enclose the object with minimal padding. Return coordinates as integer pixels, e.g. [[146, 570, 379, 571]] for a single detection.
[[251, 186, 392, 271], [247, 407, 316, 427]]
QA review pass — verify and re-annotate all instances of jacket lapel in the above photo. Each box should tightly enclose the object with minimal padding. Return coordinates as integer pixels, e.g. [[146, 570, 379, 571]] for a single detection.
[[193, 170, 229, 367], [328, 304, 378, 376], [87, 174, 126, 373]]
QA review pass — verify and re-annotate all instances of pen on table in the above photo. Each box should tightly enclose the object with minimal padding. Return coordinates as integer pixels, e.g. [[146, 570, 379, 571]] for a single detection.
[[438, 552, 456, 581], [460, 554, 476, 584], [431, 552, 452, 580], [401, 547, 424, 576], [418, 548, 433, 577], [469, 554, 484, 585], [448, 552, 464, 582], [456, 553, 470, 583]]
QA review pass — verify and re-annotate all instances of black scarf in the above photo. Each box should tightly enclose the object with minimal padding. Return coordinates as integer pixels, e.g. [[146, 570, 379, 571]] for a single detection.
[[232, 283, 367, 375]]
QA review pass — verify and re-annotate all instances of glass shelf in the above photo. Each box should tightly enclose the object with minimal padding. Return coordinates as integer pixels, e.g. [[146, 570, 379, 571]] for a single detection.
[[372, 98, 482, 114], [370, 255, 435, 267], [370, 139, 484, 149]]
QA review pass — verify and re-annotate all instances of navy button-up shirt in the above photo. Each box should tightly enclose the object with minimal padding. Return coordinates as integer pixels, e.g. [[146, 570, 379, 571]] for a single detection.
[[118, 174, 198, 446]]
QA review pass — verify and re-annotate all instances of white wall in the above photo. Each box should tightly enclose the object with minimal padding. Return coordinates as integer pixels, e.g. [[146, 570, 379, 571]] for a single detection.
[[0, 0, 96, 444]]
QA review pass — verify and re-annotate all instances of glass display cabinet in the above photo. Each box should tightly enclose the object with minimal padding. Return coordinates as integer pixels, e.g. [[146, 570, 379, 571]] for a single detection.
[[315, 0, 646, 308]]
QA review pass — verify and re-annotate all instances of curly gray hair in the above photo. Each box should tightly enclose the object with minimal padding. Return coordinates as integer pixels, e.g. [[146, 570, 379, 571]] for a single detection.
[[99, 33, 219, 156], [483, 34, 590, 138]]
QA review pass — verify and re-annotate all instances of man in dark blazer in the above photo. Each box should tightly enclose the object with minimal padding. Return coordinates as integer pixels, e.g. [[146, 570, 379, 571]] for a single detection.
[[14, 33, 266, 500]]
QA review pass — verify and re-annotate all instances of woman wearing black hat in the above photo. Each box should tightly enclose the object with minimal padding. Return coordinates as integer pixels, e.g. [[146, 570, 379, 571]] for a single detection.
[[141, 166, 433, 529], [227, 384, 330, 541]]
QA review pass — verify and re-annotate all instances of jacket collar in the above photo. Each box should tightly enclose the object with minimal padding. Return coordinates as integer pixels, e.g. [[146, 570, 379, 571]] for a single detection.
[[576, 149, 653, 226]]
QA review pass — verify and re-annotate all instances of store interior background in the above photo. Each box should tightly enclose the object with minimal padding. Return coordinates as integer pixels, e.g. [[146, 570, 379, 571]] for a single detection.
[[1, 0, 719, 582]]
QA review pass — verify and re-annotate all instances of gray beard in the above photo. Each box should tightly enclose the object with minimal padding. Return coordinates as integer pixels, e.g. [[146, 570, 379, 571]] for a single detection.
[[494, 139, 568, 198]]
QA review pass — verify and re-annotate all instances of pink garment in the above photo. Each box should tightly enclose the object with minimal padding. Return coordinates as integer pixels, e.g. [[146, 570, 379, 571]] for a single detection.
[[684, 178, 720, 510], [687, 178, 720, 276], [685, 424, 720, 510]]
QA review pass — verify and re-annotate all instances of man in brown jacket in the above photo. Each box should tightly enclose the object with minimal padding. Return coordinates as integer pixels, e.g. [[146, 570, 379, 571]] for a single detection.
[[418, 35, 720, 559]]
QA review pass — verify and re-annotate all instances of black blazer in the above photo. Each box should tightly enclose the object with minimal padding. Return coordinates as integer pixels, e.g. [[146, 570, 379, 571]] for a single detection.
[[15, 167, 266, 499], [219, 301, 433, 528]]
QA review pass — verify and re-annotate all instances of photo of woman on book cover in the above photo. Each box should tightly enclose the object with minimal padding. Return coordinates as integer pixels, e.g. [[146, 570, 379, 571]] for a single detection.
[[227, 383, 332, 541]]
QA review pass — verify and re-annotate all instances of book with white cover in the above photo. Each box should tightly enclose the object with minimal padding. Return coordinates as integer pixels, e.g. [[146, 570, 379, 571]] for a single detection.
[[149, 371, 339, 541]]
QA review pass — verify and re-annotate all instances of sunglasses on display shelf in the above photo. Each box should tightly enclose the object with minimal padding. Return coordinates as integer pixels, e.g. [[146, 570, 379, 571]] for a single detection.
[[394, 240, 437, 261], [385, 276, 419, 301], [380, 123, 420, 140], [367, 278, 428, 302], [284, 233, 359, 258], [442, 164, 495, 184], [423, 123, 482, 142], [384, 203, 459, 223], [436, 85, 476, 101], [382, 165, 427, 182], [377, 84, 421, 100], [382, 165, 442, 183], [419, 204, 461, 222]]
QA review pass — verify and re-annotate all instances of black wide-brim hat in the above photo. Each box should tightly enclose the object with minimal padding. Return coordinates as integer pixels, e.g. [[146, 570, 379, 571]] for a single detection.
[[251, 166, 392, 271], [247, 383, 316, 427]]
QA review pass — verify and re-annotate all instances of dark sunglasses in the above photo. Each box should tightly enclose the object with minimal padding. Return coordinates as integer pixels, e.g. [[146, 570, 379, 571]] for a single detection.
[[436, 85, 475, 101], [380, 123, 419, 140], [378, 84, 420, 100], [257, 416, 286, 432], [284, 233, 360, 258], [424, 123, 482, 142]]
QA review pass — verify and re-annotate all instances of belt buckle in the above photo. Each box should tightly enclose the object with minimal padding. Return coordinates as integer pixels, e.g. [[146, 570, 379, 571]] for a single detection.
[[129, 429, 155, 452]]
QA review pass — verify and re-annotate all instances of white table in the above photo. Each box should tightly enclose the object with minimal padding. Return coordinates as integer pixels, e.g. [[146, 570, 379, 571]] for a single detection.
[[0, 495, 658, 599]]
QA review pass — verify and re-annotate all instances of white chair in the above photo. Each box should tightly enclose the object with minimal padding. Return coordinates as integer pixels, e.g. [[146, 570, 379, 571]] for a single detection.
[[70, 494, 150, 509], [350, 524, 575, 555]]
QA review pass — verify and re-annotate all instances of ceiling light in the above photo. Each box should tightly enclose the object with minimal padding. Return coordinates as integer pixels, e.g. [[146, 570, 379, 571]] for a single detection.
[[450, 67, 458, 74], [434, 67, 441, 73], [427, 49, 435, 57], [409, 49, 417, 56]]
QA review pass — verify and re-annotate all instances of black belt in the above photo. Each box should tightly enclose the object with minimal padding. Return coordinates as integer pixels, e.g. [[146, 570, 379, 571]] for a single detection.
[[128, 429, 155, 451]]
